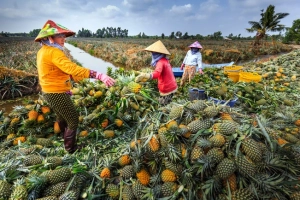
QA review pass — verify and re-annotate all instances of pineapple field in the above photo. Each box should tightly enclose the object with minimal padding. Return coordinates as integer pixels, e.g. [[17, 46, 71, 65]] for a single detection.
[[1, 37, 300, 199]]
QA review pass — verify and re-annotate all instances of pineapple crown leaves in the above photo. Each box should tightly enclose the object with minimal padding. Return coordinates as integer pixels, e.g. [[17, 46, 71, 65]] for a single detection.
[[26, 174, 48, 192], [99, 154, 116, 169]]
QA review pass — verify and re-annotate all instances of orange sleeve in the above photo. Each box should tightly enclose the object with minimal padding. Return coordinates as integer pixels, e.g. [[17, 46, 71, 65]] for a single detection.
[[52, 49, 90, 78]]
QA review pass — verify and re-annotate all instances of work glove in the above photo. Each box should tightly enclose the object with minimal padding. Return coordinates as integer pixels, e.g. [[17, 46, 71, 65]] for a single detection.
[[96, 72, 116, 87], [135, 73, 152, 83], [199, 68, 204, 74], [180, 63, 185, 70]]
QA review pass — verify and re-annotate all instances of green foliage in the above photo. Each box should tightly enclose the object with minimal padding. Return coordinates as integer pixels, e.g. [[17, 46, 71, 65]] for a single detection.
[[283, 19, 300, 44]]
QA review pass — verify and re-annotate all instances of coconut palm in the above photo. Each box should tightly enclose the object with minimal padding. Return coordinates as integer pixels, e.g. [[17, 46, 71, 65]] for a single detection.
[[246, 4, 289, 46]]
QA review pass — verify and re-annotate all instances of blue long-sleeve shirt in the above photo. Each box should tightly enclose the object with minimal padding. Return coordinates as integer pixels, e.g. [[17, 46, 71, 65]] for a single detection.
[[182, 50, 202, 69]]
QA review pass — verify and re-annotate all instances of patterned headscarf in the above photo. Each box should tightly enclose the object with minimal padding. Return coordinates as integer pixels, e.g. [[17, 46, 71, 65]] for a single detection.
[[151, 52, 165, 67], [40, 36, 64, 51]]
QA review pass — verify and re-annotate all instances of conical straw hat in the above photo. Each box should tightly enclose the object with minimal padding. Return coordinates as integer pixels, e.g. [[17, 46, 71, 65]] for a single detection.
[[35, 20, 75, 42], [189, 41, 202, 49], [144, 40, 170, 55]]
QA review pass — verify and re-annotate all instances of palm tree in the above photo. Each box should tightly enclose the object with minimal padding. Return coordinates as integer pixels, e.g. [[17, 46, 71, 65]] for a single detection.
[[246, 5, 289, 46]]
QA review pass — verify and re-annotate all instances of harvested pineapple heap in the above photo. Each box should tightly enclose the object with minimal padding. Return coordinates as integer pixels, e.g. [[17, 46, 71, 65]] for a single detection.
[[1, 66, 300, 200]]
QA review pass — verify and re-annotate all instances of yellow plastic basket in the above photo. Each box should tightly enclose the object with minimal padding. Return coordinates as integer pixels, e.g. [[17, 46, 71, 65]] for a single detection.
[[238, 72, 262, 83], [224, 65, 244, 83]]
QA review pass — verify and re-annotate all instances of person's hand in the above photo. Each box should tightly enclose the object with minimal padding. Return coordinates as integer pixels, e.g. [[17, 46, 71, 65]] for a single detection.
[[180, 63, 185, 70], [135, 73, 151, 83], [96, 73, 116, 87], [199, 68, 204, 74]]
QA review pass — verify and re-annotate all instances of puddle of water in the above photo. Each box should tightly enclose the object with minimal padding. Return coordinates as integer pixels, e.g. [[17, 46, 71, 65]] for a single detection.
[[0, 95, 39, 115], [64, 43, 117, 74]]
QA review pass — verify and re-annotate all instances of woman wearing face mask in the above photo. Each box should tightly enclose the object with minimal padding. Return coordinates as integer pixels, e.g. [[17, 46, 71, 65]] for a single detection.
[[180, 41, 203, 86], [135, 40, 178, 105], [35, 20, 115, 153]]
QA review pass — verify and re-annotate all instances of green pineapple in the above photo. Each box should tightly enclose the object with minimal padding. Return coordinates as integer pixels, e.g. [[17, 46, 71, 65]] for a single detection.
[[58, 190, 78, 200], [209, 134, 225, 147], [132, 180, 145, 199], [120, 165, 134, 179], [232, 188, 254, 200], [234, 154, 256, 177], [23, 154, 43, 166], [36, 138, 53, 147], [42, 181, 68, 197], [36, 196, 58, 200], [0, 180, 12, 199], [241, 138, 262, 162], [161, 182, 178, 197], [19, 146, 37, 155], [47, 167, 72, 185], [186, 100, 206, 112], [9, 178, 28, 200], [187, 118, 212, 133], [212, 121, 239, 135], [46, 155, 75, 170], [207, 148, 224, 165], [283, 133, 299, 143], [158, 127, 169, 147], [203, 105, 220, 118], [122, 185, 135, 200], [215, 158, 236, 179], [105, 183, 119, 199], [169, 106, 184, 119]]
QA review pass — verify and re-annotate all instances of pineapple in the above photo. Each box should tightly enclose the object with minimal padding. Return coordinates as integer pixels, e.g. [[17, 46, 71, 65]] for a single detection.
[[41, 106, 51, 114], [101, 118, 109, 128], [118, 154, 131, 166], [207, 148, 224, 165], [26, 175, 48, 200], [120, 165, 134, 179], [106, 184, 119, 199], [203, 105, 220, 118], [241, 138, 262, 162], [103, 130, 115, 138], [122, 185, 135, 200], [128, 81, 142, 93], [47, 167, 72, 185], [148, 134, 160, 152], [45, 155, 75, 170], [166, 120, 178, 130], [100, 155, 115, 179], [158, 127, 169, 147], [37, 114, 45, 123], [161, 182, 178, 197], [212, 121, 239, 136], [215, 158, 236, 179], [36, 196, 58, 200], [58, 190, 78, 200], [36, 138, 53, 147], [234, 154, 256, 177], [220, 112, 234, 121], [28, 110, 39, 121], [53, 121, 61, 134], [42, 181, 68, 197], [23, 154, 43, 166], [209, 134, 225, 147], [100, 167, 111, 178], [19, 146, 37, 155], [223, 173, 237, 192], [10, 117, 19, 126], [290, 192, 300, 200], [190, 145, 205, 162], [0, 180, 12, 199], [79, 130, 88, 137], [9, 178, 28, 200], [136, 168, 150, 186], [169, 105, 184, 119], [132, 180, 145, 199], [164, 159, 183, 176], [179, 124, 191, 138], [129, 102, 140, 110], [187, 118, 212, 133], [114, 119, 123, 127], [161, 169, 177, 182], [186, 100, 206, 112], [13, 136, 26, 146], [232, 188, 254, 200], [283, 133, 299, 143]]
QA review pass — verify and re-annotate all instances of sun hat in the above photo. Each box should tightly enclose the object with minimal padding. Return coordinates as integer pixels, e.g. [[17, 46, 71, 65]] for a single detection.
[[34, 20, 75, 42], [144, 40, 171, 55], [189, 41, 203, 49]]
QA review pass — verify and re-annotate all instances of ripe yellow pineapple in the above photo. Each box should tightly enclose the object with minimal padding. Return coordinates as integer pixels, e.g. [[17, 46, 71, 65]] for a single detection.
[[148, 134, 160, 152], [37, 114, 45, 124], [41, 106, 51, 114], [136, 168, 150, 186], [6, 133, 16, 140], [209, 134, 226, 147], [161, 169, 177, 182], [103, 130, 115, 138], [118, 154, 131, 166], [128, 81, 142, 93], [100, 167, 111, 178], [79, 130, 88, 137], [101, 119, 109, 128], [53, 121, 61, 134], [94, 90, 103, 98], [114, 119, 123, 127], [13, 136, 26, 146], [28, 110, 39, 121], [10, 117, 19, 126], [223, 173, 237, 192]]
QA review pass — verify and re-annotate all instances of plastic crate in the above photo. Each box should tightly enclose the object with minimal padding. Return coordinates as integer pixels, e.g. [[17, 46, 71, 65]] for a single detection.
[[238, 72, 262, 83], [223, 65, 243, 83], [208, 97, 238, 107], [189, 88, 207, 101]]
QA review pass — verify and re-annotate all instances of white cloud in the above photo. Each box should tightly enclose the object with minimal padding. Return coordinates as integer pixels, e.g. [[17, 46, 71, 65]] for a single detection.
[[93, 5, 123, 19], [199, 0, 221, 13], [169, 4, 192, 14]]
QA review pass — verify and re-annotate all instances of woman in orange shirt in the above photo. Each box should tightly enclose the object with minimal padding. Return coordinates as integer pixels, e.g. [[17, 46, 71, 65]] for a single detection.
[[35, 20, 115, 153]]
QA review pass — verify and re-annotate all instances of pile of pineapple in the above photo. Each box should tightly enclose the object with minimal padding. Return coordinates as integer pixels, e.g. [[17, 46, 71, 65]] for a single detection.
[[1, 64, 300, 199]]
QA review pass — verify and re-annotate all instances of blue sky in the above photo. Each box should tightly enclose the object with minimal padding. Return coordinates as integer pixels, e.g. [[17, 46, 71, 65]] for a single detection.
[[0, 0, 299, 37]]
